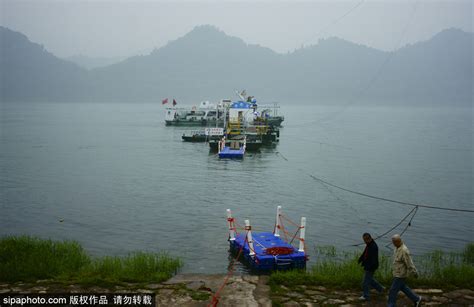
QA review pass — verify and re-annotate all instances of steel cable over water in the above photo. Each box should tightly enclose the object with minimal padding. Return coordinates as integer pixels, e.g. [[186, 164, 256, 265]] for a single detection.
[[275, 151, 472, 252], [276, 151, 474, 213], [352, 206, 418, 247], [307, 173, 474, 213]]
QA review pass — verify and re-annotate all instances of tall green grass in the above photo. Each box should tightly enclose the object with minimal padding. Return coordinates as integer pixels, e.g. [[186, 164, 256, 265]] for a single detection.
[[75, 253, 182, 284], [463, 243, 474, 265], [0, 236, 182, 285], [0, 236, 90, 282], [270, 243, 474, 289]]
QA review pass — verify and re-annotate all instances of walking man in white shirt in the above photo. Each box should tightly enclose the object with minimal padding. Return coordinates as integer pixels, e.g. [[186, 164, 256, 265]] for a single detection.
[[388, 234, 422, 307]]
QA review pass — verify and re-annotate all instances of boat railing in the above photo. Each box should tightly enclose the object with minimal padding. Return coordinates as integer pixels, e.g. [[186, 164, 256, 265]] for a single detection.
[[165, 107, 187, 111], [257, 103, 280, 109], [257, 102, 281, 116]]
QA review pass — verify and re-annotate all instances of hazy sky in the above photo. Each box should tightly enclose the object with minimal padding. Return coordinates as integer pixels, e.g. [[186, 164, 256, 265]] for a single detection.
[[1, 0, 472, 58]]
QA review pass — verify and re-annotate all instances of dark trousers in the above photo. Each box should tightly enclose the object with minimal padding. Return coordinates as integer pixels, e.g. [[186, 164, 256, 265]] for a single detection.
[[388, 277, 419, 307], [362, 270, 383, 299]]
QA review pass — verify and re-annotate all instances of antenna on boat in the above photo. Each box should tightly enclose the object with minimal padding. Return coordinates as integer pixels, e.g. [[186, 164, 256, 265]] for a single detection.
[[299, 217, 306, 252], [227, 209, 236, 241], [216, 102, 218, 128], [245, 219, 255, 256], [274, 206, 282, 237], [235, 89, 247, 101]]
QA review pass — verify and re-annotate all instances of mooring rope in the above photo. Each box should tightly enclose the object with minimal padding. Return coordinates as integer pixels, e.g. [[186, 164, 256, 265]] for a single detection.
[[307, 173, 474, 213], [275, 151, 474, 213], [400, 206, 419, 236], [351, 206, 418, 247], [208, 231, 249, 307], [275, 150, 472, 253]]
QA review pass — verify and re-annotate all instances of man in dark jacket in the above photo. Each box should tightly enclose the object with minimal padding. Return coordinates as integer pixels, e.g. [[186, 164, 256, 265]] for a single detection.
[[357, 233, 384, 301]]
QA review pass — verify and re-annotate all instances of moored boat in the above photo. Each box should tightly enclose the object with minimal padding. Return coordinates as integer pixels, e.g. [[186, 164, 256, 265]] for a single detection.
[[165, 100, 229, 126], [182, 128, 224, 142], [256, 104, 285, 127], [181, 130, 208, 142]]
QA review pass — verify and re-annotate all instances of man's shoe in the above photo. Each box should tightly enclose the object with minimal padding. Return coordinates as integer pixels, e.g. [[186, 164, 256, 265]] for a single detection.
[[415, 296, 422, 306], [358, 296, 368, 301]]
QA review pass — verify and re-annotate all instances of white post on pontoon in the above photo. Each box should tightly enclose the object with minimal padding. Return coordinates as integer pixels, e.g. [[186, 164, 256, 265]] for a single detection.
[[274, 206, 282, 237], [245, 219, 255, 256], [298, 217, 306, 252], [227, 209, 236, 241]]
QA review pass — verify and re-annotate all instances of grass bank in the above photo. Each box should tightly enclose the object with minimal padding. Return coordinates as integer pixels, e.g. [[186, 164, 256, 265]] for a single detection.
[[270, 243, 474, 291], [0, 236, 182, 285]]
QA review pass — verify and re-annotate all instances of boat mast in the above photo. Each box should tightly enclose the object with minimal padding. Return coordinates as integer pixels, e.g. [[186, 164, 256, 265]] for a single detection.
[[216, 102, 218, 128], [235, 89, 247, 101], [223, 103, 227, 134]]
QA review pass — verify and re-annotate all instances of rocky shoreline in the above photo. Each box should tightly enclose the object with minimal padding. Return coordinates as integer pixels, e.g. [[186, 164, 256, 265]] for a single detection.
[[1, 274, 474, 306]]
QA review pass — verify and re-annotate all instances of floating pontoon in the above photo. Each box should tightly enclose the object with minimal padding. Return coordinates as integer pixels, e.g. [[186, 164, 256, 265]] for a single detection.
[[218, 136, 246, 159], [226, 206, 307, 272]]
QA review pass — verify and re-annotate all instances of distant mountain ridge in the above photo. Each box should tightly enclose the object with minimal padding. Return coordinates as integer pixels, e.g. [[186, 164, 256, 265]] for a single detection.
[[64, 55, 127, 70], [1, 27, 88, 102], [1, 25, 472, 104]]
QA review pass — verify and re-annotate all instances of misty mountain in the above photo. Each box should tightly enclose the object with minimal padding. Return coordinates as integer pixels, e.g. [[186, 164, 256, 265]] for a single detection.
[[64, 55, 127, 70], [372, 28, 473, 104], [1, 25, 472, 104], [89, 25, 282, 102], [0, 27, 89, 102]]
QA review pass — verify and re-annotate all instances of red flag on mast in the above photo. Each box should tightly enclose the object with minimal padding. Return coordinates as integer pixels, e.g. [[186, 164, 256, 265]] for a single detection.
[[162, 98, 168, 105], [172, 99, 177, 106]]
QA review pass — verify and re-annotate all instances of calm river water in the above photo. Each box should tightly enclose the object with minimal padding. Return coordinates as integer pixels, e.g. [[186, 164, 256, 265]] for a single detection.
[[1, 102, 472, 273]]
